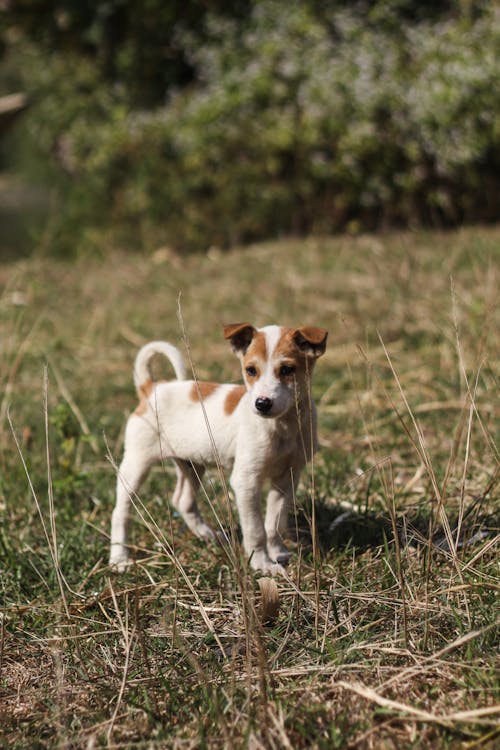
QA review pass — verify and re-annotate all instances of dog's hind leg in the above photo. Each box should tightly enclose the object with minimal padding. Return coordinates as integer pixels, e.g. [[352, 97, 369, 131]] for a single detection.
[[110, 452, 151, 570], [172, 460, 216, 541]]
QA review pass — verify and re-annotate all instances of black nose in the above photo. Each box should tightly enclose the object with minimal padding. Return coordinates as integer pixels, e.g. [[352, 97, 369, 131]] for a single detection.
[[255, 397, 273, 414]]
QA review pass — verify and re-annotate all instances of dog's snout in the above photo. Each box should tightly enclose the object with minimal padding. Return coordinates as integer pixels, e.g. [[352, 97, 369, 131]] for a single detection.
[[255, 397, 273, 415]]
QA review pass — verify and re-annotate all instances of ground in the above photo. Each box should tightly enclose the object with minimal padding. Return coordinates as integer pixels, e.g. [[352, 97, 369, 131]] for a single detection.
[[0, 226, 499, 748]]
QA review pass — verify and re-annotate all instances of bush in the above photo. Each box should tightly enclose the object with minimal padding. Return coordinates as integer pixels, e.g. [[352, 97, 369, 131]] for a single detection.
[[10, 1, 500, 252]]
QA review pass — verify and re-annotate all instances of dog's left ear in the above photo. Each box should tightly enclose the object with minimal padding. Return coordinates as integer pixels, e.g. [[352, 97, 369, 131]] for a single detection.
[[223, 323, 256, 354], [293, 327, 328, 358]]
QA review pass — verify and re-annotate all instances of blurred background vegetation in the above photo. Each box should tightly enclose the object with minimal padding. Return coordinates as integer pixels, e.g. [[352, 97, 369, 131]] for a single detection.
[[0, 0, 499, 255]]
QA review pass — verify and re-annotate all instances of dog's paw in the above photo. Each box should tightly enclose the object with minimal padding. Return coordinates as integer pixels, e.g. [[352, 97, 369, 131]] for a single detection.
[[109, 551, 131, 573], [266, 562, 287, 577], [250, 550, 286, 577], [194, 521, 219, 542], [268, 543, 291, 567], [184, 513, 217, 543]]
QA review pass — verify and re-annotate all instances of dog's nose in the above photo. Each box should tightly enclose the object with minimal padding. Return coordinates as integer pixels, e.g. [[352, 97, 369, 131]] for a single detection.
[[255, 397, 273, 414]]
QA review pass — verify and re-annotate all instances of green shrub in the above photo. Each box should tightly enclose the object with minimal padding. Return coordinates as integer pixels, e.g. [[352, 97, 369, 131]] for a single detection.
[[11, 1, 500, 252]]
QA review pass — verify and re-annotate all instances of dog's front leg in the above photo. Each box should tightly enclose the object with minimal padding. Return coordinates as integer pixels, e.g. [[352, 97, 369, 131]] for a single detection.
[[265, 465, 302, 565], [230, 467, 285, 576]]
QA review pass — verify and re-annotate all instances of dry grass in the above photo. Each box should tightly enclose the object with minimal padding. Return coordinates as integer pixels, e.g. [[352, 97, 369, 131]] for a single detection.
[[0, 226, 499, 748]]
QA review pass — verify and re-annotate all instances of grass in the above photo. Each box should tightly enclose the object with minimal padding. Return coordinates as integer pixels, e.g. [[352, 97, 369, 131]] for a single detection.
[[0, 225, 499, 748]]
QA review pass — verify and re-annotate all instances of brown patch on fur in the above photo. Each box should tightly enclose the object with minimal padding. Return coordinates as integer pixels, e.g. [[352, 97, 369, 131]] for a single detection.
[[273, 329, 314, 386], [224, 385, 246, 415], [223, 323, 255, 354], [242, 331, 268, 386], [189, 381, 219, 402], [274, 328, 299, 360], [294, 326, 328, 355], [135, 379, 154, 416], [275, 327, 327, 360], [242, 331, 268, 378], [247, 331, 268, 362], [223, 322, 254, 341]]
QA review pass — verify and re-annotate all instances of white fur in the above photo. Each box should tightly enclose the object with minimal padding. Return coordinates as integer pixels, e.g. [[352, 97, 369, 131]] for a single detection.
[[248, 325, 294, 417], [134, 341, 186, 387], [109, 324, 326, 575]]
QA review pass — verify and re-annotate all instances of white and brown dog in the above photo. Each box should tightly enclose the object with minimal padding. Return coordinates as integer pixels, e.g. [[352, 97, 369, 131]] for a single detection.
[[109, 323, 327, 575]]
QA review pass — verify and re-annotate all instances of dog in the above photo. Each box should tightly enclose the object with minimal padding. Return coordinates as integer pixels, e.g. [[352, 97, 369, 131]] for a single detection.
[[109, 323, 327, 575]]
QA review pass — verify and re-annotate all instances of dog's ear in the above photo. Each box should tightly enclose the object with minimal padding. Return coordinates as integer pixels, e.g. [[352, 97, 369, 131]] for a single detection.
[[293, 327, 328, 358], [223, 323, 256, 354]]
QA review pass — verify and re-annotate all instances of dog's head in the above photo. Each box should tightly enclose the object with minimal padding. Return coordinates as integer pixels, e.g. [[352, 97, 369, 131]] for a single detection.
[[223, 323, 327, 418]]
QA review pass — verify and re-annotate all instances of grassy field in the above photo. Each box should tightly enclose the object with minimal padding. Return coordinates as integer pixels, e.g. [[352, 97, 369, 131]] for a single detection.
[[0, 226, 499, 748]]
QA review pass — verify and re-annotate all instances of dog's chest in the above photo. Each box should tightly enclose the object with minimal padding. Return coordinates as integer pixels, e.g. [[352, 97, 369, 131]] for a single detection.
[[272, 429, 295, 458], [258, 424, 299, 476]]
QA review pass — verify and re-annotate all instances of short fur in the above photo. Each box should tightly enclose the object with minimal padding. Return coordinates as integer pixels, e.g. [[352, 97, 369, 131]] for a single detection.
[[109, 324, 327, 575]]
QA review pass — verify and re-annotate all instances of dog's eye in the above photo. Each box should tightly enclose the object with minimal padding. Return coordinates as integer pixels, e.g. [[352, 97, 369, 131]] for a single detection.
[[280, 364, 295, 377], [245, 365, 258, 377]]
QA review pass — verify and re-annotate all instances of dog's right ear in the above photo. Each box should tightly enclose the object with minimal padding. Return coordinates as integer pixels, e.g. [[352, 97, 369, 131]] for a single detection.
[[223, 323, 256, 354]]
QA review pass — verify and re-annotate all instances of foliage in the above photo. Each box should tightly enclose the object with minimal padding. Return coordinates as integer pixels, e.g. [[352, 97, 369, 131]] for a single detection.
[[2, 0, 252, 107], [2, 1, 499, 252], [49, 401, 88, 498]]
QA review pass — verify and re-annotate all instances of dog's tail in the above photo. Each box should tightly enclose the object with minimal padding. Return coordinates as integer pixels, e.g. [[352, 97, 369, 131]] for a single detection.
[[133, 341, 187, 390]]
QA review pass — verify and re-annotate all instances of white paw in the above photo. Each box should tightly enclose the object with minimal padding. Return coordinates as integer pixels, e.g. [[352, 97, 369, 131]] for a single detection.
[[199, 524, 218, 541], [250, 551, 286, 577], [109, 549, 130, 573], [183, 513, 217, 542]]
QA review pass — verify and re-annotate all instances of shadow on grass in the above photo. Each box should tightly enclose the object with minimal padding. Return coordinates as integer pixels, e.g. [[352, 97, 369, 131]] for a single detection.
[[293, 497, 499, 558]]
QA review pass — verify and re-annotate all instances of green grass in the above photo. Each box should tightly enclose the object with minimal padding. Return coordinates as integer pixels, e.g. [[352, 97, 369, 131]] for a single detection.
[[0, 226, 499, 748]]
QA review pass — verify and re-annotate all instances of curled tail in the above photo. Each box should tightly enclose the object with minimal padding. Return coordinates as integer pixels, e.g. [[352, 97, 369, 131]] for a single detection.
[[133, 341, 187, 391]]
